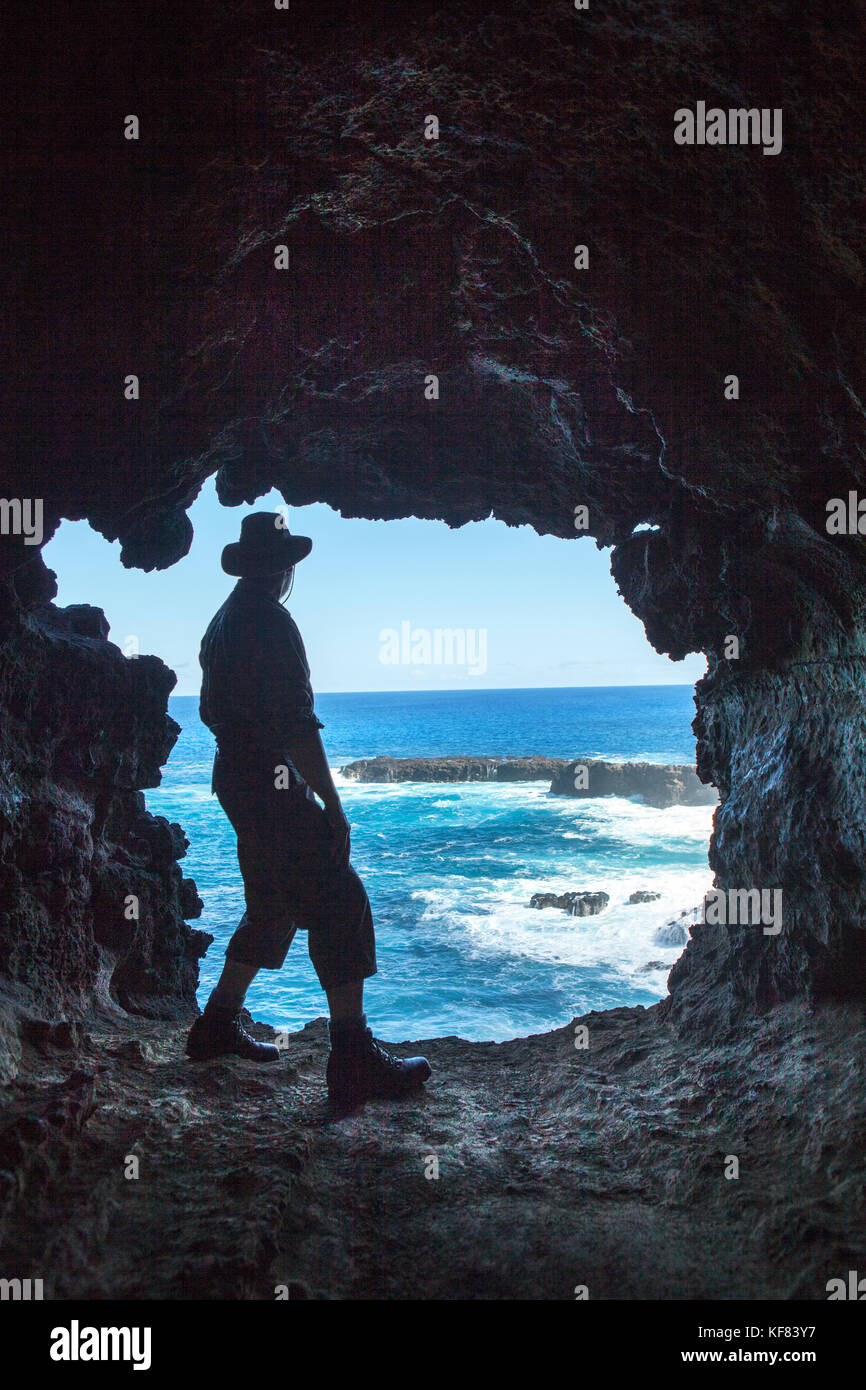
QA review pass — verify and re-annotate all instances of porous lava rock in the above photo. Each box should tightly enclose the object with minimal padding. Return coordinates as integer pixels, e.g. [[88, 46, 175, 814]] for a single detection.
[[0, 558, 209, 1081], [6, 0, 864, 1029]]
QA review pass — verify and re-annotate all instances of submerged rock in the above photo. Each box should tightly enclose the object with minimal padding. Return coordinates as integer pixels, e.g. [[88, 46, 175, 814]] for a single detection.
[[628, 890, 662, 904], [529, 891, 610, 917]]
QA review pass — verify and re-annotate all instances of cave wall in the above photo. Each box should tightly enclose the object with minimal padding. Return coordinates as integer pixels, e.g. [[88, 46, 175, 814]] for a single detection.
[[2, 0, 866, 1036], [0, 555, 208, 1078]]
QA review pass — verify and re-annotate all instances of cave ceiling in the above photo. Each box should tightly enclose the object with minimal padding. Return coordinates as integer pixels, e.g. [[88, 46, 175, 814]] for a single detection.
[[4, 0, 866, 665]]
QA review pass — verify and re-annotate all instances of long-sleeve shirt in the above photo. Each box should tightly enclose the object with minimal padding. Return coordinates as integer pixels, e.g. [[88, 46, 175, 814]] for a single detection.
[[199, 579, 324, 753]]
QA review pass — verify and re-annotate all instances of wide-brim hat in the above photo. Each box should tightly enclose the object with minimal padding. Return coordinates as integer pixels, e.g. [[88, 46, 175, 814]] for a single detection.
[[221, 511, 313, 577]]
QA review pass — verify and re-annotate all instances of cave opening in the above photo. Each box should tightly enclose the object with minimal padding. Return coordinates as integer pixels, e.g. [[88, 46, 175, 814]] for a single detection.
[[42, 480, 711, 1042]]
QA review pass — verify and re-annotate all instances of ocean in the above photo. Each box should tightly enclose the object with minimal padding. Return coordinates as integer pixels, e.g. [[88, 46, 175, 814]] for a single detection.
[[147, 687, 715, 1042]]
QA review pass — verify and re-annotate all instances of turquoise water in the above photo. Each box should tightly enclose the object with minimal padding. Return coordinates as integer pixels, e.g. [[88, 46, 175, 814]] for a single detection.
[[147, 687, 714, 1041]]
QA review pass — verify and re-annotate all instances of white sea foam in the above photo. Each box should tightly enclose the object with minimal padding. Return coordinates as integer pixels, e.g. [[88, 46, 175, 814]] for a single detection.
[[409, 860, 710, 993]]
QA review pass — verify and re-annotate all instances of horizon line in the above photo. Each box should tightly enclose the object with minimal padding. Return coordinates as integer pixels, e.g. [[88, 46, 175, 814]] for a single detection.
[[169, 682, 699, 697]]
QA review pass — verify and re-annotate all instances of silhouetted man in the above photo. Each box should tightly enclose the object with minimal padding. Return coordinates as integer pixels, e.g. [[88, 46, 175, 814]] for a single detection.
[[186, 511, 430, 1106]]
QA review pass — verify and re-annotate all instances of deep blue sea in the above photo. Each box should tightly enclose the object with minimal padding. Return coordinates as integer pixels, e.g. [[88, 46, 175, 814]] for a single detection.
[[147, 687, 714, 1041]]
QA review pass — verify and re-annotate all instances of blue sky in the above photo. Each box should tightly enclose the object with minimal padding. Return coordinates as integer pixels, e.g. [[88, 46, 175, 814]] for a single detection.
[[44, 478, 706, 696]]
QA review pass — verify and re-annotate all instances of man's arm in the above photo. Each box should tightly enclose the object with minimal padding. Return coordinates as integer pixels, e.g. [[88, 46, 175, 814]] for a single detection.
[[285, 723, 350, 863], [286, 723, 340, 807]]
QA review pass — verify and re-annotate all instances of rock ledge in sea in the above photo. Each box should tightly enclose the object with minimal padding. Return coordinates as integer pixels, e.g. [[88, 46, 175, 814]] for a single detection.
[[549, 760, 717, 810], [340, 755, 717, 809], [340, 755, 564, 783]]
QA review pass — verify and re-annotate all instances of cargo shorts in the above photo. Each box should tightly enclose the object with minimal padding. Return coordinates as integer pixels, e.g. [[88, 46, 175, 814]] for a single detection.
[[212, 747, 377, 988]]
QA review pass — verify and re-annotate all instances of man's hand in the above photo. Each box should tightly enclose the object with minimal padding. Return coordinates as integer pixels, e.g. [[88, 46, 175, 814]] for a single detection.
[[323, 802, 351, 866], [285, 726, 351, 864]]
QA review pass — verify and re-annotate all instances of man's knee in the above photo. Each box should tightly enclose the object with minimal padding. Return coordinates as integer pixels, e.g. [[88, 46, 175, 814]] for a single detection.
[[307, 897, 376, 988], [226, 911, 296, 971]]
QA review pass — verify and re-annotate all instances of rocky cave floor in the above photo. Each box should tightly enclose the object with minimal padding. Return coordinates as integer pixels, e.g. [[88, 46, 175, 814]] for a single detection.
[[2, 997, 866, 1300]]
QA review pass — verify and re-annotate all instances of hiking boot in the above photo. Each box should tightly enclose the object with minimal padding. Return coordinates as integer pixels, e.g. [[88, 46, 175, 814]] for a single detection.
[[186, 1004, 280, 1063], [327, 1021, 431, 1106]]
